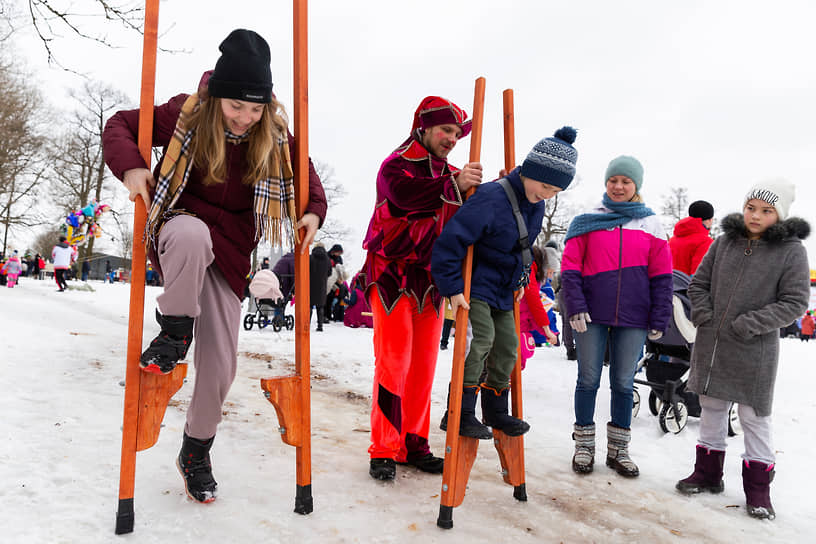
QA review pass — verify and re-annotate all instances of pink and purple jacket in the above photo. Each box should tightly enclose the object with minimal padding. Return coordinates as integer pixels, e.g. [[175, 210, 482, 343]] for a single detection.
[[561, 209, 673, 331], [362, 132, 463, 314]]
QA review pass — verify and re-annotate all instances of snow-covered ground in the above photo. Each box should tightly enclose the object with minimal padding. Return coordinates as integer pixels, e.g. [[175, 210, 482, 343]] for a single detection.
[[1, 278, 814, 543]]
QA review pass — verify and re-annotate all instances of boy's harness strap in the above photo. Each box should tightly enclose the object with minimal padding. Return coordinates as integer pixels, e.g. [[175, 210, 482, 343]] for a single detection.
[[498, 177, 532, 287]]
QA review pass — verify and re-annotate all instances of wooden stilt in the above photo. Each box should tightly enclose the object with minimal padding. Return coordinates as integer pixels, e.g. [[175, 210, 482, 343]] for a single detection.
[[437, 76, 486, 530], [492, 88, 527, 502], [260, 0, 313, 516], [115, 0, 162, 534]]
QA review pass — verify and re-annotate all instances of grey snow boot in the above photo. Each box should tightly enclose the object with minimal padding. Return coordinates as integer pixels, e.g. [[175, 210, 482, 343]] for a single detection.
[[572, 423, 595, 474], [606, 423, 639, 477]]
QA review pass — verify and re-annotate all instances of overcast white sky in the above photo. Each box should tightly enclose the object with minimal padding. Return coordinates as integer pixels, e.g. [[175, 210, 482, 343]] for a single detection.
[[15, 0, 816, 270]]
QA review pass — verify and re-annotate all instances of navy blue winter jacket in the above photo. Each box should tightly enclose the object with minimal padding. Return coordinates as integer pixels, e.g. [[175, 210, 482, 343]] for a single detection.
[[431, 167, 546, 311]]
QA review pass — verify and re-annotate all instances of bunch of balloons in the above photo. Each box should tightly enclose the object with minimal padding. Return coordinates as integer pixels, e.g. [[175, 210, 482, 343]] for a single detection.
[[62, 200, 111, 246]]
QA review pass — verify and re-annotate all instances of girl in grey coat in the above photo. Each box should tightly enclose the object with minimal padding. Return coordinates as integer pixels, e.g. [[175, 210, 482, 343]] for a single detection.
[[677, 180, 810, 521]]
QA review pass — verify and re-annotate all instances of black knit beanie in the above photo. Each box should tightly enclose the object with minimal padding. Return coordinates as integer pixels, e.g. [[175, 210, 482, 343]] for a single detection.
[[688, 200, 714, 220], [208, 29, 273, 103]]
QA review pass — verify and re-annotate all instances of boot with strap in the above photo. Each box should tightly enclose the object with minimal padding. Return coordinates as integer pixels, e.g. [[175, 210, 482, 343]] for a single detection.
[[140, 309, 194, 374], [743, 460, 776, 520], [458, 386, 493, 439], [606, 422, 639, 477], [176, 433, 218, 503], [572, 423, 595, 474], [676, 445, 725, 494], [480, 384, 530, 436]]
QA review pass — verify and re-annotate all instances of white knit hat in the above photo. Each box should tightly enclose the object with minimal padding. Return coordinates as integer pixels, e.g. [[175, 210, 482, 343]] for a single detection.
[[744, 179, 795, 221], [249, 269, 283, 300]]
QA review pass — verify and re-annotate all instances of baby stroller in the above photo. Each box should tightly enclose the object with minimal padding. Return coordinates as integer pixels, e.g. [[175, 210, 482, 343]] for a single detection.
[[243, 274, 295, 332], [632, 270, 741, 435]]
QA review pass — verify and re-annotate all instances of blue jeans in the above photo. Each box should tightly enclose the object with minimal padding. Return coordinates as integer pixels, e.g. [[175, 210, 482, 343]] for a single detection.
[[574, 323, 647, 429]]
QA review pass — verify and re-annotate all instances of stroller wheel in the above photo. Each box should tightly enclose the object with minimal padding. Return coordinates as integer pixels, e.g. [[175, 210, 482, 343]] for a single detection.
[[648, 390, 662, 416], [658, 401, 688, 434], [243, 314, 255, 331], [632, 388, 641, 418], [727, 403, 742, 436], [258, 315, 270, 328], [285, 315, 294, 330]]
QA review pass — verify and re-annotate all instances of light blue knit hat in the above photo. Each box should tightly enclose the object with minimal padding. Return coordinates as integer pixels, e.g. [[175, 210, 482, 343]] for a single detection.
[[605, 155, 643, 192]]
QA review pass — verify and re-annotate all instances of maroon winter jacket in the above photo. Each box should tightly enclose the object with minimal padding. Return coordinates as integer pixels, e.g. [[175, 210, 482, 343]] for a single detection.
[[102, 92, 327, 299], [669, 216, 713, 275]]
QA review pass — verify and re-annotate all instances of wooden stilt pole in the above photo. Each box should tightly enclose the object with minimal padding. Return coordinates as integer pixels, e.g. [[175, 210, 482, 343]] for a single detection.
[[114, 1, 157, 533], [491, 88, 527, 502], [259, 0, 313, 516], [437, 76, 486, 530]]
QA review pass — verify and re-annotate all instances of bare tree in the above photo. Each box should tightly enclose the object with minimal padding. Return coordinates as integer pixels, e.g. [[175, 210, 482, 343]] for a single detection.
[[1, 0, 143, 67], [533, 174, 583, 248], [661, 186, 689, 222], [313, 160, 351, 244], [47, 79, 130, 263], [32, 224, 63, 258], [0, 57, 48, 255]]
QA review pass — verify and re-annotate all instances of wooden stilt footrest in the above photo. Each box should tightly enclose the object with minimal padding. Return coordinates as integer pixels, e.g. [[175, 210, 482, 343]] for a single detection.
[[260, 376, 304, 447], [492, 430, 525, 486], [450, 436, 479, 507], [136, 364, 187, 451]]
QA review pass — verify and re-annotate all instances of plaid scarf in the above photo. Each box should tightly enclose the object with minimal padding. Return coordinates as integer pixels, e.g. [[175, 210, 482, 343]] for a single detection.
[[146, 93, 298, 249]]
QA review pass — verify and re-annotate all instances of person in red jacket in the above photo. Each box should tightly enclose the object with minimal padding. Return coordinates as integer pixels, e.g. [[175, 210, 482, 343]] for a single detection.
[[669, 200, 715, 275], [102, 29, 326, 504], [801, 311, 815, 341], [363, 96, 482, 480]]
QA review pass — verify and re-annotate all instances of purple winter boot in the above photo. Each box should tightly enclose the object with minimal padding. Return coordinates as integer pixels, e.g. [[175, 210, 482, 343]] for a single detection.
[[742, 460, 776, 520], [676, 445, 725, 494]]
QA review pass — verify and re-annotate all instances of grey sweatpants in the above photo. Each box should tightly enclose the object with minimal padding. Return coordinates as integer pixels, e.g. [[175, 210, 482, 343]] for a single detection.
[[698, 394, 775, 465], [156, 215, 242, 440]]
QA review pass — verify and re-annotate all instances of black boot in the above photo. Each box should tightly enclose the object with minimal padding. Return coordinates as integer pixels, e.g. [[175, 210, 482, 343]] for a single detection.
[[459, 386, 493, 439], [316, 307, 324, 332], [480, 384, 530, 436], [176, 433, 217, 503], [369, 458, 396, 481], [140, 309, 194, 374]]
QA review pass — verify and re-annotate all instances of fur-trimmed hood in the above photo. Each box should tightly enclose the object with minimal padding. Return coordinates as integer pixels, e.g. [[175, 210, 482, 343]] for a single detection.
[[720, 213, 811, 244]]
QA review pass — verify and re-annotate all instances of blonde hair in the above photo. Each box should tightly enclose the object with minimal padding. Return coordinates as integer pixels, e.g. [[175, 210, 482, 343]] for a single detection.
[[629, 193, 644, 203], [187, 95, 289, 185]]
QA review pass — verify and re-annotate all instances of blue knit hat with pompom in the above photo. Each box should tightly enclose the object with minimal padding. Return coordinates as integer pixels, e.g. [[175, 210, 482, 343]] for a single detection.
[[520, 126, 578, 190]]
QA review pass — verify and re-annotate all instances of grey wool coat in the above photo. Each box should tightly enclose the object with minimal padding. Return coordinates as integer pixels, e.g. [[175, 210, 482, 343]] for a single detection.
[[687, 213, 811, 416]]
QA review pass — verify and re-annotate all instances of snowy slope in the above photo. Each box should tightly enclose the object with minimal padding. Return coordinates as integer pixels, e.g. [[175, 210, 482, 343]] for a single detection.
[[1, 278, 814, 543]]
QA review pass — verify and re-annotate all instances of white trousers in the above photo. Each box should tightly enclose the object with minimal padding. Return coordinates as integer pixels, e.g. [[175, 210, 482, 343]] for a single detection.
[[698, 395, 775, 465]]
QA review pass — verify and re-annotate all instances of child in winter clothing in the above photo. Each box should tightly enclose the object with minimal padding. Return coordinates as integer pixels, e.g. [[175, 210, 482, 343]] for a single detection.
[[102, 29, 326, 504], [519, 246, 558, 367], [1, 250, 22, 287], [432, 127, 578, 439], [678, 180, 810, 521], [51, 236, 76, 292]]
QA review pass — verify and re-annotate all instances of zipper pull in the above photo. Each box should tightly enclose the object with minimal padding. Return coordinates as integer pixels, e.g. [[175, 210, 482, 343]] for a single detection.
[[744, 239, 753, 256]]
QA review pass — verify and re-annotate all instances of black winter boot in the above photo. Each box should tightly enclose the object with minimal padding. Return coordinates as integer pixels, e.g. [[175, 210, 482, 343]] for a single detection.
[[369, 458, 396, 481], [676, 445, 725, 494], [459, 386, 493, 439], [176, 433, 218, 503], [480, 384, 530, 436], [140, 309, 194, 374], [743, 460, 776, 520]]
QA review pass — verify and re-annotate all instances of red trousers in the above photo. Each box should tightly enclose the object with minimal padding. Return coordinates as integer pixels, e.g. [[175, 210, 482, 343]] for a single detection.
[[368, 293, 443, 461]]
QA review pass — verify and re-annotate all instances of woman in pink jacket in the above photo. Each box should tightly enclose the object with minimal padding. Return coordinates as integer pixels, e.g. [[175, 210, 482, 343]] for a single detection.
[[562, 155, 672, 478]]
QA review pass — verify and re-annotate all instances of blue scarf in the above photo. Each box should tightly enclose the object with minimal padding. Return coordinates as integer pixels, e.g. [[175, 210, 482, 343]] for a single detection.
[[564, 194, 655, 242]]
